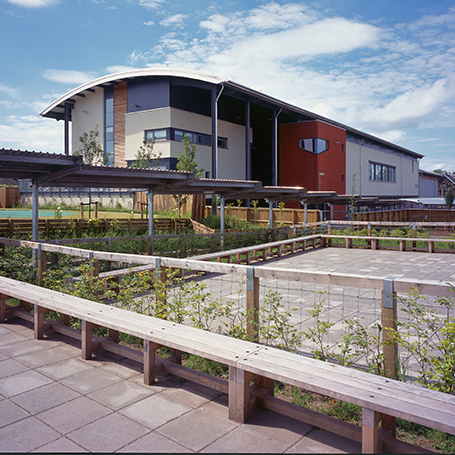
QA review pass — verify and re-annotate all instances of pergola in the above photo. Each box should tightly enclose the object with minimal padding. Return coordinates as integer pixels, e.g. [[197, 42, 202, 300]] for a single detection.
[[0, 149, 370, 240]]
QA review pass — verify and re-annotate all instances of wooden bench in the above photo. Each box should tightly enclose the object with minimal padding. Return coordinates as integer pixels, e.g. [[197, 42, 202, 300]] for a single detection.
[[1, 276, 454, 453]]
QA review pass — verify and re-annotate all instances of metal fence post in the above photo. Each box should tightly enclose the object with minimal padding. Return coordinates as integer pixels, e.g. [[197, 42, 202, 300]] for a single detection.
[[246, 267, 259, 341], [382, 277, 398, 437]]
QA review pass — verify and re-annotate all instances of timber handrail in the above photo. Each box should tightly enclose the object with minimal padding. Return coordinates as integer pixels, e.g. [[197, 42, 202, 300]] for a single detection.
[[1, 275, 454, 454]]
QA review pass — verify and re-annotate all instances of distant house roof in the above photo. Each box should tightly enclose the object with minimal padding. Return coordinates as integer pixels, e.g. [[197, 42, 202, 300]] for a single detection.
[[40, 68, 424, 160]]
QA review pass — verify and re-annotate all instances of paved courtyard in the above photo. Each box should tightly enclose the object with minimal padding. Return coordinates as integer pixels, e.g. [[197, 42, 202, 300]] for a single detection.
[[2, 248, 454, 453], [0, 319, 361, 453]]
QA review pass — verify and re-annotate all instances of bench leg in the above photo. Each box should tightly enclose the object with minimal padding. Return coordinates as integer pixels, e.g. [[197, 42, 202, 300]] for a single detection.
[[362, 408, 381, 453], [171, 348, 182, 365], [144, 340, 158, 385], [82, 320, 97, 360], [0, 294, 6, 322], [228, 366, 250, 424], [108, 329, 119, 343], [34, 305, 47, 339]]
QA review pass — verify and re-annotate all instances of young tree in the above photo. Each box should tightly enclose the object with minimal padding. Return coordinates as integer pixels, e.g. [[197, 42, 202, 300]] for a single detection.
[[74, 125, 107, 166], [445, 187, 454, 221], [130, 138, 161, 169], [174, 134, 204, 222]]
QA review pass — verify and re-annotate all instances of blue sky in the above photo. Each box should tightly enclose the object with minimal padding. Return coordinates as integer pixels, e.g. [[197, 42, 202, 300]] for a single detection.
[[1, 0, 454, 172]]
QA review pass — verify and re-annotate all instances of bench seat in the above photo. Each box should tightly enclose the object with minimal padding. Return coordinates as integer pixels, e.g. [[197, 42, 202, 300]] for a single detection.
[[1, 275, 454, 453]]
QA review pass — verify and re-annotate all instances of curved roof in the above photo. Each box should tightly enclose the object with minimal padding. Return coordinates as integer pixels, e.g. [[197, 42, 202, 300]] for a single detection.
[[40, 67, 423, 160], [39, 68, 229, 119]]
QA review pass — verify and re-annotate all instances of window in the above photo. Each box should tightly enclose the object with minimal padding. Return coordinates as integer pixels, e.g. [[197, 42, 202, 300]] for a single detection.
[[104, 94, 114, 166], [299, 138, 328, 154], [145, 129, 168, 141], [369, 162, 396, 183], [145, 128, 228, 149]]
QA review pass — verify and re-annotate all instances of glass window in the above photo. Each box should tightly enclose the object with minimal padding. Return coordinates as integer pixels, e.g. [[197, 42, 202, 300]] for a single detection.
[[105, 112, 114, 126], [105, 98, 114, 112], [315, 138, 328, 153], [300, 138, 328, 154], [369, 161, 396, 183], [105, 126, 114, 141], [300, 138, 313, 152]]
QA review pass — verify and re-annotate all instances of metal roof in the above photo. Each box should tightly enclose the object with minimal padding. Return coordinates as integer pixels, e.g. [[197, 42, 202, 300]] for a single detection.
[[39, 68, 423, 160], [0, 149, 365, 205]]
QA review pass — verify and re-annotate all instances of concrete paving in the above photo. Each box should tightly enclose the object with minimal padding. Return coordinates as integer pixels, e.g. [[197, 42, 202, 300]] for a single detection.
[[2, 248, 454, 453], [0, 319, 361, 453]]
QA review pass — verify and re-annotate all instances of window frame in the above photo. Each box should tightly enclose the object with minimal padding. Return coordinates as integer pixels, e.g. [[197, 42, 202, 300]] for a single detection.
[[368, 161, 396, 183], [299, 137, 329, 154]]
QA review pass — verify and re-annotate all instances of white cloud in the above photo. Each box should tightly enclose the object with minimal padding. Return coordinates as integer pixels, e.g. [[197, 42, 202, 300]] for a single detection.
[[137, 0, 165, 9], [4, 0, 59, 7], [42, 69, 97, 85], [160, 14, 187, 28], [143, 20, 154, 26], [0, 83, 19, 98], [0, 115, 63, 153], [106, 65, 138, 74]]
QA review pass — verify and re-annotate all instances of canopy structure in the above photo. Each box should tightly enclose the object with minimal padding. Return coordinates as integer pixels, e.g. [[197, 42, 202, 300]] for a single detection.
[[0, 149, 371, 239]]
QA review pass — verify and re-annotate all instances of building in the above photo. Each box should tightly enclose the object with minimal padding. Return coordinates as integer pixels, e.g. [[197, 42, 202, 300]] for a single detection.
[[40, 68, 423, 210]]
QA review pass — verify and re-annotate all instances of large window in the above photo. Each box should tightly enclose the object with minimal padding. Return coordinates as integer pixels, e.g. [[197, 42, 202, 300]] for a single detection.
[[299, 138, 329, 154], [145, 128, 228, 149], [369, 162, 396, 183], [104, 95, 114, 166]]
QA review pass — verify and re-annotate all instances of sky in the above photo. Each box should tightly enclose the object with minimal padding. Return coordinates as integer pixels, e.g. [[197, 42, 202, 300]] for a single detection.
[[0, 0, 454, 172]]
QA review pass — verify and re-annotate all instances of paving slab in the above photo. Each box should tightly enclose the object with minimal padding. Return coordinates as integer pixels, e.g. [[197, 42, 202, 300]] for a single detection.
[[87, 379, 156, 410], [0, 369, 53, 398], [14, 345, 74, 368], [117, 430, 193, 453], [37, 396, 112, 434], [66, 412, 149, 452], [0, 398, 30, 428], [201, 426, 288, 453], [36, 357, 95, 380], [59, 366, 123, 394], [10, 382, 81, 414], [0, 357, 29, 378], [0, 416, 60, 453], [285, 428, 362, 453], [157, 408, 237, 452], [31, 437, 89, 453], [119, 394, 193, 429]]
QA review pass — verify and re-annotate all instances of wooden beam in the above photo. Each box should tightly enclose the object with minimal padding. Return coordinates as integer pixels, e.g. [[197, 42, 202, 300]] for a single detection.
[[228, 366, 250, 424], [82, 320, 97, 360]]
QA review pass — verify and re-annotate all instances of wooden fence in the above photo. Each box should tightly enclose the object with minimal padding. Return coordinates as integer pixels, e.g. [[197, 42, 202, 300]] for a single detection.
[[0, 217, 191, 238], [205, 206, 320, 225], [1, 237, 455, 452], [356, 208, 455, 223], [0, 186, 20, 208]]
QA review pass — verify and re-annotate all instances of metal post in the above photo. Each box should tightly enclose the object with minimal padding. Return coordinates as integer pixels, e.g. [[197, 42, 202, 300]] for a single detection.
[[32, 180, 39, 241], [245, 99, 251, 181], [148, 190, 154, 237], [304, 202, 308, 224], [220, 196, 225, 234], [268, 199, 273, 229], [382, 277, 398, 437], [64, 102, 70, 156], [246, 267, 259, 341]]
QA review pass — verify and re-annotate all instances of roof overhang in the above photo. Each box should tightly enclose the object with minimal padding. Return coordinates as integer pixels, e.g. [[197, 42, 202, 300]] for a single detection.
[[0, 149, 370, 206]]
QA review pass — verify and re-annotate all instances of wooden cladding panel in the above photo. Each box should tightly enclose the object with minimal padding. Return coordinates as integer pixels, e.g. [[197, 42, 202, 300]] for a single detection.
[[114, 81, 128, 168]]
